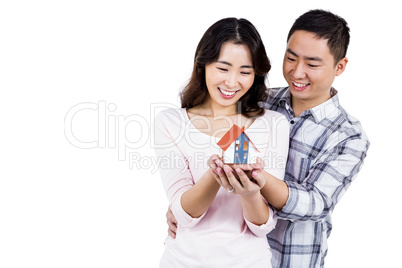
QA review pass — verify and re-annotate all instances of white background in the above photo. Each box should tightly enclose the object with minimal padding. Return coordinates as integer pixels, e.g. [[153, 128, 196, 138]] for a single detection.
[[1, 0, 400, 267]]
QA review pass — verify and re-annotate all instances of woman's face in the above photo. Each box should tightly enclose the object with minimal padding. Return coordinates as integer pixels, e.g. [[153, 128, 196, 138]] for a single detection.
[[205, 42, 255, 111]]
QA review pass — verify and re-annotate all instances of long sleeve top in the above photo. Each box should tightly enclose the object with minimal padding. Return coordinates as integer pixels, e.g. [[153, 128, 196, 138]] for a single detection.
[[154, 108, 289, 268], [266, 87, 370, 268]]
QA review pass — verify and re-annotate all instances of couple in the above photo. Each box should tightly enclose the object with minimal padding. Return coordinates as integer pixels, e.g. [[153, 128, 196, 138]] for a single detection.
[[154, 9, 370, 268]]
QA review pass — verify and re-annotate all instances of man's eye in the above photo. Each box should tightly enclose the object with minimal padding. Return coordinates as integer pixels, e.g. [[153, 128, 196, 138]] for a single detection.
[[308, 64, 318, 68], [287, 57, 295, 62]]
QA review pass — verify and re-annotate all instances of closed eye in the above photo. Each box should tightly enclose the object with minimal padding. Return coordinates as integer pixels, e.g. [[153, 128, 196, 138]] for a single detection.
[[217, 67, 228, 72]]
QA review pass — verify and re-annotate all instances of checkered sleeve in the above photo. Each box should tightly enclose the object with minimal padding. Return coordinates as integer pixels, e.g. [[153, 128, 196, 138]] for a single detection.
[[276, 131, 370, 222]]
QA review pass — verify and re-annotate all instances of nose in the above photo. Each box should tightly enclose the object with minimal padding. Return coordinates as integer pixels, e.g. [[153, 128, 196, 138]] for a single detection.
[[224, 72, 239, 88], [292, 62, 306, 79]]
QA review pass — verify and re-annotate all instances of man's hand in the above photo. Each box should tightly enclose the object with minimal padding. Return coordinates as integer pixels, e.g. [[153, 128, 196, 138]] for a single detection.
[[166, 207, 177, 239]]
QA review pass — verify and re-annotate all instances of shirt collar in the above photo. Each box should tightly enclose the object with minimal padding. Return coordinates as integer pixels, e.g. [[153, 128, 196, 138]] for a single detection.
[[279, 89, 292, 109], [308, 88, 340, 123], [280, 87, 340, 123]]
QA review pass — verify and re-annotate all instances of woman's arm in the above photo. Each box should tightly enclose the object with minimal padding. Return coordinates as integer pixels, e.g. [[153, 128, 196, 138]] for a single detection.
[[223, 166, 269, 225], [239, 192, 269, 225], [180, 168, 220, 218], [258, 170, 289, 211], [155, 110, 220, 227]]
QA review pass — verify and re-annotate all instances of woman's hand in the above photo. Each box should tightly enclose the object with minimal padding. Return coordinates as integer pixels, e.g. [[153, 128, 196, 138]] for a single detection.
[[233, 158, 265, 186], [209, 155, 265, 196], [217, 160, 270, 225], [223, 165, 265, 196], [207, 154, 234, 192], [209, 156, 270, 225]]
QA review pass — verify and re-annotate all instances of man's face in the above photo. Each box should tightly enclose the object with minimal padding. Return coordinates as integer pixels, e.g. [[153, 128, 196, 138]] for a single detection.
[[283, 30, 347, 109]]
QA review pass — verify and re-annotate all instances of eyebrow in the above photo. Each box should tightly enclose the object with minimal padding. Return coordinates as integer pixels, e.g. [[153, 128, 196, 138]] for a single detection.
[[216, 60, 253, 68], [287, 48, 323, 62]]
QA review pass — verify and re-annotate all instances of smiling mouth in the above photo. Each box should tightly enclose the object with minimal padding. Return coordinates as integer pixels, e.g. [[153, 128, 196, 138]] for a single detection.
[[292, 81, 310, 91], [218, 87, 239, 97]]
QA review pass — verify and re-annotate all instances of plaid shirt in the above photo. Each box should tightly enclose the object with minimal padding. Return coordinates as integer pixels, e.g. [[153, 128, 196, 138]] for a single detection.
[[266, 87, 370, 268]]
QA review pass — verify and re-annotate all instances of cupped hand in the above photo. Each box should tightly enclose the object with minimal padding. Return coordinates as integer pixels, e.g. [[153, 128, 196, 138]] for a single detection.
[[222, 165, 265, 196], [207, 154, 234, 192]]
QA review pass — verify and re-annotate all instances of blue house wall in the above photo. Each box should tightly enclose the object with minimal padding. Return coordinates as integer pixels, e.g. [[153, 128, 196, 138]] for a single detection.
[[234, 133, 249, 164]]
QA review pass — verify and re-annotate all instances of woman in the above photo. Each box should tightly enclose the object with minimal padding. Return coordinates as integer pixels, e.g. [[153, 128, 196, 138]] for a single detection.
[[154, 18, 289, 267]]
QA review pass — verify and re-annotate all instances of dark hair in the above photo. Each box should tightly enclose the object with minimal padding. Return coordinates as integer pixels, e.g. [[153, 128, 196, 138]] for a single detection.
[[180, 18, 271, 118], [287, 9, 350, 64]]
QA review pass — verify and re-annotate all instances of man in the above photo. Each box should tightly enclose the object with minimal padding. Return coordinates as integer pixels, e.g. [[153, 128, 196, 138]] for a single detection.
[[167, 9, 369, 267], [256, 9, 369, 267]]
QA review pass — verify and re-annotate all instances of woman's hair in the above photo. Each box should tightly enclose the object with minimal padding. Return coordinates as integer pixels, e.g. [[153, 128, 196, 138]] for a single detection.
[[180, 18, 271, 118]]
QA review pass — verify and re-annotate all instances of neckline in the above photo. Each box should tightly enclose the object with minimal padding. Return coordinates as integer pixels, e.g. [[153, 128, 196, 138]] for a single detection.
[[181, 108, 260, 139]]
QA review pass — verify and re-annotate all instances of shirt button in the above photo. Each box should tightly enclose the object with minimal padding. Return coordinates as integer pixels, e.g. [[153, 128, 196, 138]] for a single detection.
[[290, 120, 295, 124]]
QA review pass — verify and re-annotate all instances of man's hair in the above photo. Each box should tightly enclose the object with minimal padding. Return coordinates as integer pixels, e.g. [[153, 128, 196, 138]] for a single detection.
[[287, 9, 350, 64]]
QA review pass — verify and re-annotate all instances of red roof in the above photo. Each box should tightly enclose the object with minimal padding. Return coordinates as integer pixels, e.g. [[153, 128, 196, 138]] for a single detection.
[[217, 124, 259, 152]]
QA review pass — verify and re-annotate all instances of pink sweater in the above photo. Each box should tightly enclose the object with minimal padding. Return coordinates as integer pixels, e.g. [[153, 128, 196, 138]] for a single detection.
[[154, 108, 289, 268]]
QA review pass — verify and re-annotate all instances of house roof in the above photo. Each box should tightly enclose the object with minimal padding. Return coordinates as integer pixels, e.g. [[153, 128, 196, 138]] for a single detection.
[[217, 124, 259, 152]]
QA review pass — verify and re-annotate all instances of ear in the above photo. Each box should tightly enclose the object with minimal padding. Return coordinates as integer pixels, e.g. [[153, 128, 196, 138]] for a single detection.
[[335, 57, 348, 76]]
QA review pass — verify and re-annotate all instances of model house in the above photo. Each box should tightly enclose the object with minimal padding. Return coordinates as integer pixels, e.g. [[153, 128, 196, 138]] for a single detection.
[[217, 124, 259, 164]]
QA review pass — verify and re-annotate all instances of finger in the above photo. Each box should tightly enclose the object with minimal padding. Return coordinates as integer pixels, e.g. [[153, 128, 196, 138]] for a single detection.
[[234, 167, 253, 189], [166, 208, 178, 238], [166, 207, 177, 225], [167, 218, 178, 231], [250, 169, 265, 188], [207, 154, 218, 168], [167, 218, 178, 238], [224, 165, 243, 190], [232, 165, 254, 179], [211, 166, 229, 188], [209, 159, 218, 174], [211, 154, 221, 163], [215, 158, 224, 168], [168, 228, 176, 239], [232, 164, 253, 171], [251, 158, 264, 170], [218, 165, 233, 191], [210, 168, 224, 187]]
